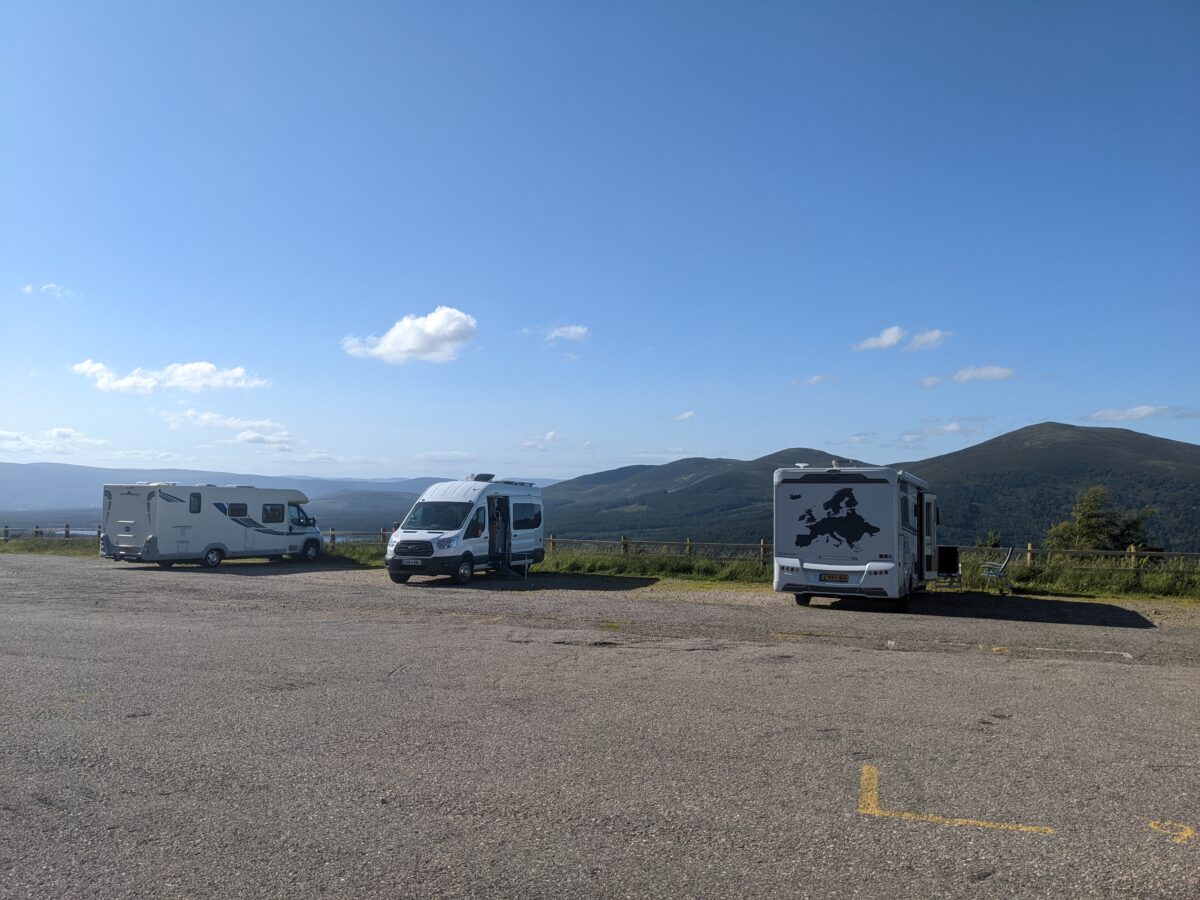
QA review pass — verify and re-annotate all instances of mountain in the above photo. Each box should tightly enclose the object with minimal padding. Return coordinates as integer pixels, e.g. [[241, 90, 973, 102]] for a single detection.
[[897, 423, 1200, 550], [0, 462, 450, 510], [544, 448, 871, 543], [543, 424, 1200, 551]]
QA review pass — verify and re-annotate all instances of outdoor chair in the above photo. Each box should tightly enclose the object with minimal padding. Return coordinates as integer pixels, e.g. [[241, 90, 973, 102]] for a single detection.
[[935, 545, 962, 591], [981, 547, 1014, 593]]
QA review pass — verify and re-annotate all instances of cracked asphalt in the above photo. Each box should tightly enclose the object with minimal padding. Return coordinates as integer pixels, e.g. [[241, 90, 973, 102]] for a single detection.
[[2, 554, 1198, 898]]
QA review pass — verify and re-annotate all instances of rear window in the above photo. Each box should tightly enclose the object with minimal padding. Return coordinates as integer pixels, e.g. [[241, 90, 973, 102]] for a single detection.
[[262, 504, 284, 524], [228, 502, 248, 518], [513, 503, 542, 531], [190, 493, 202, 514]]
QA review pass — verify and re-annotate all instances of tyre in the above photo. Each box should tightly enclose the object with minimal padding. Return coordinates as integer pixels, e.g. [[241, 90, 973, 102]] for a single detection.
[[202, 548, 224, 568], [301, 541, 320, 562], [156, 561, 175, 568], [451, 555, 474, 585], [794, 593, 811, 606], [389, 573, 409, 584]]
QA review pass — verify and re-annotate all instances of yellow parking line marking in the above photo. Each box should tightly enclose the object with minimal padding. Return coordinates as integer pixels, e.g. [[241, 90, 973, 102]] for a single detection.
[[1150, 821, 1197, 844], [858, 765, 1055, 835]]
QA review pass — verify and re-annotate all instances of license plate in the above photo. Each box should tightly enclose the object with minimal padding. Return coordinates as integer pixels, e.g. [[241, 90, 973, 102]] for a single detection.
[[819, 573, 849, 583], [401, 558, 422, 566]]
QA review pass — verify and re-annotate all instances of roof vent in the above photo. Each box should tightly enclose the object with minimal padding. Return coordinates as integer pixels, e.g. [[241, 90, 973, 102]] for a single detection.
[[794, 463, 809, 469], [470, 473, 494, 482]]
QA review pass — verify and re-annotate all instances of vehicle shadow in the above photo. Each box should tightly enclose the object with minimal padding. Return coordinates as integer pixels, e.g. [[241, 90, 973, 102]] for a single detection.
[[823, 590, 1155, 629], [416, 572, 660, 593], [122, 559, 374, 575]]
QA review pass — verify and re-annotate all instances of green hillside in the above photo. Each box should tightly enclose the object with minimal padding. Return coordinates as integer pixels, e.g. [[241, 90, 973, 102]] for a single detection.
[[542, 424, 1200, 551]]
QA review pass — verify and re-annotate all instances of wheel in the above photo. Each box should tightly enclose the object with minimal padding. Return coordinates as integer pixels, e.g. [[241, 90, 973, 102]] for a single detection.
[[202, 548, 224, 568], [301, 541, 320, 562], [156, 561, 175, 568], [794, 593, 811, 606], [451, 555, 474, 585], [389, 573, 409, 584]]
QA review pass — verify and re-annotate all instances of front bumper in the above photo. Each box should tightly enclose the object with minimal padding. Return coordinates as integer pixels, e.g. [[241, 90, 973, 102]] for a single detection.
[[386, 555, 458, 575]]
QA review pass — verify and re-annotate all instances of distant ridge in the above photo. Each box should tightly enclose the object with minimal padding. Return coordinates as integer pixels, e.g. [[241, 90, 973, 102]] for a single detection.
[[542, 423, 1200, 551], [4, 424, 1198, 549]]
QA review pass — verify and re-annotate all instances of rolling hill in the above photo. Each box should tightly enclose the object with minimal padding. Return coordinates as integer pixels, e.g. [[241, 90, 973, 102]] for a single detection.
[[542, 424, 1200, 551]]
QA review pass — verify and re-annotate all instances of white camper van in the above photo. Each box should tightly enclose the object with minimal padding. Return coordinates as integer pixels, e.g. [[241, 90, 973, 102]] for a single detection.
[[385, 475, 544, 584], [773, 465, 937, 612], [101, 483, 323, 567]]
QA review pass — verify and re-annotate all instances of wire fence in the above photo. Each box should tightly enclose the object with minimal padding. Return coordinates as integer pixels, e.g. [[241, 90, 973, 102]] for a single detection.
[[5, 524, 1200, 579]]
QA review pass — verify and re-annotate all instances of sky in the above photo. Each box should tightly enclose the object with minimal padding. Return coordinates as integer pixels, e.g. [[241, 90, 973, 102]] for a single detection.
[[2, 0, 1198, 480]]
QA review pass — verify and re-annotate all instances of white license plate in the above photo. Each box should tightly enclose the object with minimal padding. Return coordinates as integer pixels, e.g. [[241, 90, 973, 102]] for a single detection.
[[401, 558, 423, 566]]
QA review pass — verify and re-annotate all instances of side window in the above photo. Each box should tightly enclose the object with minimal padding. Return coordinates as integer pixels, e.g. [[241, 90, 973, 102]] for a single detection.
[[289, 504, 303, 524], [900, 494, 911, 530], [513, 503, 542, 531], [228, 502, 248, 518], [190, 492, 202, 514], [262, 504, 284, 524], [465, 507, 486, 539]]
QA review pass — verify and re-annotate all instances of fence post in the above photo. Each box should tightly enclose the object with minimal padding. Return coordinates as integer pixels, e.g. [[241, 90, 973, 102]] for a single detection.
[[621, 535, 629, 555], [380, 527, 387, 544], [549, 534, 556, 553], [96, 525, 101, 541], [34, 525, 41, 538], [65, 523, 70, 540], [686, 537, 692, 556], [760, 538, 767, 565], [329, 528, 337, 547], [1026, 543, 1033, 566], [2, 525, 7, 540]]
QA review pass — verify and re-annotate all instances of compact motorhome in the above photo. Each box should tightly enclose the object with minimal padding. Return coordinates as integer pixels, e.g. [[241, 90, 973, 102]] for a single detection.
[[100, 483, 323, 567], [385, 475, 544, 584], [773, 465, 937, 612]]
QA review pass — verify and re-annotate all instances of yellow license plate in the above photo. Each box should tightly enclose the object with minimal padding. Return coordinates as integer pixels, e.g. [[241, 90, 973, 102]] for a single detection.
[[819, 573, 849, 583]]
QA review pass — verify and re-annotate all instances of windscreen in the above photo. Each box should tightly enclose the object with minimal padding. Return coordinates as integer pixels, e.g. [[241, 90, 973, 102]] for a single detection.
[[402, 501, 473, 532]]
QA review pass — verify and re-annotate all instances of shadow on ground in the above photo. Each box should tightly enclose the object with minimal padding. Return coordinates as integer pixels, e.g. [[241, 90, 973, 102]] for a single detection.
[[820, 590, 1154, 629], [414, 572, 660, 592]]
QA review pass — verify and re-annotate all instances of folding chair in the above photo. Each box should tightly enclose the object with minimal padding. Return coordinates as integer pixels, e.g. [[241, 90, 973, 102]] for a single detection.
[[981, 547, 1014, 593]]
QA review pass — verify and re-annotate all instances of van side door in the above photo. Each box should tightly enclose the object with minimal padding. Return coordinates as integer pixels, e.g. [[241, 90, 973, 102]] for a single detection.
[[510, 500, 543, 562]]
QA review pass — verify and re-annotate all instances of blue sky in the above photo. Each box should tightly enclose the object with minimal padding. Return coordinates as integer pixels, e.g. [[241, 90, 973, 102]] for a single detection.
[[2, 0, 1198, 479]]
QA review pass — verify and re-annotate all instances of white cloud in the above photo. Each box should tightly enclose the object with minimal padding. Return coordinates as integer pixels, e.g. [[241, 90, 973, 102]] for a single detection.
[[413, 450, 480, 462], [919, 376, 944, 388], [342, 306, 478, 364], [906, 329, 951, 351], [952, 365, 1015, 383], [229, 430, 293, 447], [673, 410, 695, 421], [161, 408, 285, 431], [632, 448, 690, 460], [21, 284, 32, 294], [795, 375, 834, 385], [545, 324, 589, 344], [38, 283, 76, 299], [520, 430, 560, 451], [110, 449, 178, 461], [853, 326, 907, 351], [71, 359, 268, 393], [845, 432, 876, 445], [1086, 405, 1170, 422], [897, 421, 980, 445], [0, 427, 108, 455]]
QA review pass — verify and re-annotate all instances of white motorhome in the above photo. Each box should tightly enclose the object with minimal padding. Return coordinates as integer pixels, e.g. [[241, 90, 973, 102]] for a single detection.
[[385, 475, 544, 584], [100, 483, 323, 567], [773, 465, 937, 612]]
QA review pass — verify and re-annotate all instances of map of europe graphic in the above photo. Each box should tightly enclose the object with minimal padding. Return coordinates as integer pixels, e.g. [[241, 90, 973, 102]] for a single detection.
[[793, 488, 881, 549]]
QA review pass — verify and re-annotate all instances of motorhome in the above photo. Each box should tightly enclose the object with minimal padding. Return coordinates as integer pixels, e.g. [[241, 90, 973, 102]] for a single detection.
[[773, 465, 937, 612], [385, 475, 544, 584], [100, 483, 323, 567]]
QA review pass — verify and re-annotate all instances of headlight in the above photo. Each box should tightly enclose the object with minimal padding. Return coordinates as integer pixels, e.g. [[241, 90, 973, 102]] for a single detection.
[[434, 535, 459, 550]]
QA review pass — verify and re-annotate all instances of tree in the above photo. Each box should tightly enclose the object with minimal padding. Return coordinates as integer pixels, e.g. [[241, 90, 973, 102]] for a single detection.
[[1044, 486, 1154, 550]]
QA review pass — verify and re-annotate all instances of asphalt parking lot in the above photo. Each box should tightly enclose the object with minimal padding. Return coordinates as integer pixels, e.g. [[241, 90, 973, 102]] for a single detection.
[[2, 553, 1198, 898]]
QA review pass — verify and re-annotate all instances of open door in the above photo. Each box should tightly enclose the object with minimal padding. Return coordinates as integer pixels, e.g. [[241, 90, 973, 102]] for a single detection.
[[917, 492, 937, 580], [487, 496, 511, 562]]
